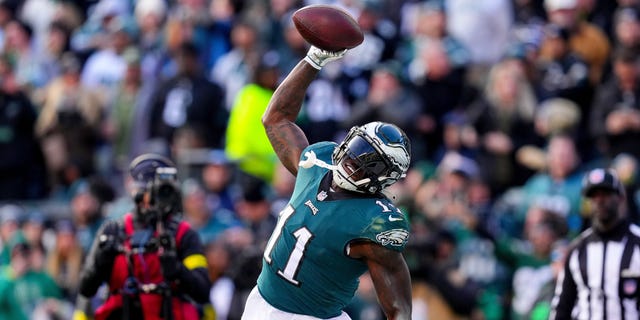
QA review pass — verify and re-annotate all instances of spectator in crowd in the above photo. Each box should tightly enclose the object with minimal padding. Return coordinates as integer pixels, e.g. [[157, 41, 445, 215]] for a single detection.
[[550, 168, 640, 319], [401, 1, 470, 73], [610, 152, 640, 223], [234, 178, 277, 251], [432, 111, 478, 164], [413, 152, 505, 319], [580, 0, 619, 40], [413, 38, 469, 162], [445, 0, 512, 75], [0, 2, 17, 49], [205, 239, 234, 320], [202, 0, 240, 72], [21, 211, 45, 250], [522, 239, 569, 320], [69, 178, 114, 254], [342, 61, 422, 153], [337, 1, 400, 104], [210, 18, 262, 111], [149, 41, 228, 153], [590, 47, 640, 160], [46, 219, 83, 300], [39, 20, 74, 83], [0, 240, 66, 320], [70, 0, 129, 55], [200, 149, 242, 215], [537, 24, 591, 114], [407, 228, 479, 320], [612, 6, 640, 57], [517, 134, 585, 237], [134, 0, 168, 80], [485, 205, 568, 320], [466, 59, 540, 194], [102, 47, 146, 171], [538, 0, 611, 85], [80, 15, 137, 102], [18, 0, 73, 57], [0, 53, 47, 200], [413, 151, 480, 226], [270, 8, 308, 75], [534, 98, 582, 137], [529, 98, 582, 156], [182, 178, 241, 245], [36, 52, 106, 188], [0, 204, 22, 265], [224, 51, 280, 183], [2, 19, 47, 94], [294, 57, 352, 144]]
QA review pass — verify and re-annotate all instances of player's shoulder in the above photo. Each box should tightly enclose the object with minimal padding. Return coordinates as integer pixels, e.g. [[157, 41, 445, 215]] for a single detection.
[[358, 197, 410, 250], [302, 142, 337, 159]]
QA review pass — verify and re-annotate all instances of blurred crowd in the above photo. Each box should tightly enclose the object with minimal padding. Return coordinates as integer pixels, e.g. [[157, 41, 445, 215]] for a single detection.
[[0, 0, 640, 319]]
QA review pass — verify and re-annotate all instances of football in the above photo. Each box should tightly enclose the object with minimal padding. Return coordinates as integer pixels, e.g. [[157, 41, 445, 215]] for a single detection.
[[292, 5, 364, 52]]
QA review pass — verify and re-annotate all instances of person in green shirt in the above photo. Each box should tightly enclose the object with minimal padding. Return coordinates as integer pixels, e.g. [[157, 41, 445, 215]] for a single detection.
[[0, 241, 64, 320]]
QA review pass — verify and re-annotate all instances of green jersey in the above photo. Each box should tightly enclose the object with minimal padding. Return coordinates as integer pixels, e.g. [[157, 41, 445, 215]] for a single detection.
[[257, 142, 410, 318]]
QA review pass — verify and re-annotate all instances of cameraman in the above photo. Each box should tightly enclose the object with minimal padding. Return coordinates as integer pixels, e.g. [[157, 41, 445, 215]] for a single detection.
[[74, 154, 211, 320]]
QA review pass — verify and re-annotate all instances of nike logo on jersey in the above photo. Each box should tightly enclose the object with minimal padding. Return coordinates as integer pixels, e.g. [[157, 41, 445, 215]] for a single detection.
[[388, 215, 403, 222]]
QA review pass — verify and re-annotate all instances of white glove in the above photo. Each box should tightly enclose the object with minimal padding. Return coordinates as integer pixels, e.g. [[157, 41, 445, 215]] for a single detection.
[[304, 46, 347, 70]]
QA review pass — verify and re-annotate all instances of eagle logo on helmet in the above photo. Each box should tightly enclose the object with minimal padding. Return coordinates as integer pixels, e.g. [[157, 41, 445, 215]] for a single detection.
[[332, 122, 411, 194]]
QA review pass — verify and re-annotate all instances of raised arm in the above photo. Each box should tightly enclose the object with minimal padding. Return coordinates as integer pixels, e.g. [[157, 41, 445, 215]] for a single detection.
[[262, 47, 346, 176], [348, 241, 412, 320]]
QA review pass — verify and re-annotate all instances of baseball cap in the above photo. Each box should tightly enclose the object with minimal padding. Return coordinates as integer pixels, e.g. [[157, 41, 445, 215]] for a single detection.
[[438, 152, 479, 180], [544, 0, 577, 11], [581, 168, 625, 197], [0, 204, 23, 224], [129, 153, 176, 185], [206, 149, 232, 166]]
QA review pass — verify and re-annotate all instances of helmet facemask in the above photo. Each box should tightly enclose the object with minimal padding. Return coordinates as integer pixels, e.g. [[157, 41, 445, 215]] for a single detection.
[[332, 122, 410, 194]]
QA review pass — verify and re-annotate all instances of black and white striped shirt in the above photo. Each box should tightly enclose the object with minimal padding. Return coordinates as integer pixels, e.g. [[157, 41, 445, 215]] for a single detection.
[[550, 221, 640, 320]]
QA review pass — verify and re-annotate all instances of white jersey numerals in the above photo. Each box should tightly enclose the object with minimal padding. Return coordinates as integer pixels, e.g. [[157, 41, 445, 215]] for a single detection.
[[263, 205, 314, 286], [375, 200, 401, 213]]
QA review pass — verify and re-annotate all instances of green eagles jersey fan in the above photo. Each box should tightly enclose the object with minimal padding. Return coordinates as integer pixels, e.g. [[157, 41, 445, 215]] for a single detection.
[[257, 141, 410, 319]]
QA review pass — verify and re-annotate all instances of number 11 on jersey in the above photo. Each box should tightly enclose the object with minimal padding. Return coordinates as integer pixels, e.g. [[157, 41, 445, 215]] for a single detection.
[[263, 205, 314, 286]]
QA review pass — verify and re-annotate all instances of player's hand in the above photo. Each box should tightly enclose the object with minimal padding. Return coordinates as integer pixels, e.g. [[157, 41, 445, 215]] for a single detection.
[[304, 45, 347, 70]]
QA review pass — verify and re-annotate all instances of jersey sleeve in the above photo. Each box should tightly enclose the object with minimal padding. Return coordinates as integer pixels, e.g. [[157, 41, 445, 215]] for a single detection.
[[359, 200, 410, 252]]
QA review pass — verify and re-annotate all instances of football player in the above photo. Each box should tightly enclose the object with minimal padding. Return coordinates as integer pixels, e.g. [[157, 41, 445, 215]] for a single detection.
[[240, 45, 412, 319]]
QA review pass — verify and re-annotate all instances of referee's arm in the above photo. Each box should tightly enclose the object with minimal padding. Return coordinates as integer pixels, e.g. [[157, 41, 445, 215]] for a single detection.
[[549, 251, 578, 320]]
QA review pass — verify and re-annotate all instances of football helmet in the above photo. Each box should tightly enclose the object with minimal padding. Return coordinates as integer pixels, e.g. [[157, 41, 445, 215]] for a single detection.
[[332, 122, 411, 194]]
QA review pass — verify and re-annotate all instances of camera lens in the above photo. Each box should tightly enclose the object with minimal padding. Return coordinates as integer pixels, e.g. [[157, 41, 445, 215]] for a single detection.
[[157, 184, 175, 198]]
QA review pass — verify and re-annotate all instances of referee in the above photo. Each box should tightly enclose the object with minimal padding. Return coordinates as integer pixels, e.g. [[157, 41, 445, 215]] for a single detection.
[[550, 168, 640, 319]]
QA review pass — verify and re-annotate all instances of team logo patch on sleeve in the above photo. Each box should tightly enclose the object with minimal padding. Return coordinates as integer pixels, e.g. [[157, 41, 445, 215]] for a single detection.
[[376, 229, 409, 246]]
